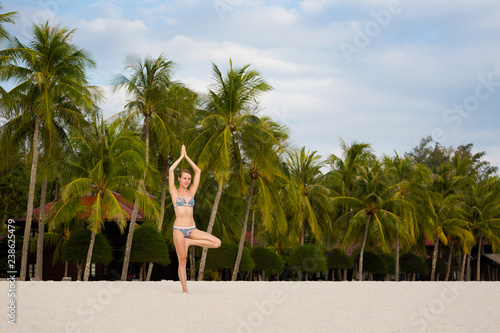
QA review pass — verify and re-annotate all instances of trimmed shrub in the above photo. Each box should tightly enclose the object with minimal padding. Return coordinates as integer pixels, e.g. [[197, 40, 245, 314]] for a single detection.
[[251, 247, 284, 271], [359, 251, 387, 274], [400, 253, 428, 274], [289, 245, 327, 273], [62, 229, 112, 264], [130, 223, 170, 265], [206, 243, 254, 271], [426, 257, 448, 275], [325, 248, 353, 270], [380, 253, 395, 274]]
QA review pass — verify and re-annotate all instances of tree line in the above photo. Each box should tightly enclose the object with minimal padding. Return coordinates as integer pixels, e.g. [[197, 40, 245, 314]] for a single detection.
[[1, 8, 499, 282]]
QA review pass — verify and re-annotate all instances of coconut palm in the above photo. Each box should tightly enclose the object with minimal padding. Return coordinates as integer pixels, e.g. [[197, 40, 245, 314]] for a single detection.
[[194, 59, 273, 281], [112, 53, 174, 280], [0, 21, 100, 280], [424, 162, 473, 281], [231, 116, 288, 281], [0, 4, 16, 43], [145, 83, 197, 280], [463, 176, 500, 281], [333, 159, 407, 281], [382, 153, 430, 280], [286, 147, 332, 246], [47, 119, 159, 281]]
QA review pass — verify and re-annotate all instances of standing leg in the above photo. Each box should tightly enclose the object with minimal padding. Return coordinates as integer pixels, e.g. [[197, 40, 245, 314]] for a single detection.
[[173, 229, 189, 293]]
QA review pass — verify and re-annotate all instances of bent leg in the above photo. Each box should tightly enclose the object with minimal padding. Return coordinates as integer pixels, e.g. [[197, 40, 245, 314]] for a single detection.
[[187, 229, 221, 249], [173, 229, 189, 293]]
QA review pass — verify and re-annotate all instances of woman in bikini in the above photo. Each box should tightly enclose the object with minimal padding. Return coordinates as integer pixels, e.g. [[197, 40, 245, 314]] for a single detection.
[[169, 144, 221, 293]]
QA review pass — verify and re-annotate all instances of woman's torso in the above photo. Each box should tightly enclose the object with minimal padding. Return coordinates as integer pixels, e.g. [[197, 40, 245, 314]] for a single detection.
[[173, 189, 195, 228]]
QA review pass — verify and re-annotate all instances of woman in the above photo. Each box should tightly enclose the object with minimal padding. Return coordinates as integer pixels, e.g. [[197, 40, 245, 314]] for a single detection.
[[169, 145, 221, 293]]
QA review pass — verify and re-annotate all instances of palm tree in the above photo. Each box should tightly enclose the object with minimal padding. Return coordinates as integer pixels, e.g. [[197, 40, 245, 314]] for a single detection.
[[333, 159, 405, 281], [383, 154, 429, 280], [112, 53, 174, 280], [286, 147, 332, 246], [424, 162, 473, 281], [231, 116, 288, 281], [146, 83, 196, 280], [47, 119, 159, 281], [194, 59, 273, 281], [463, 177, 500, 281], [0, 21, 100, 280], [0, 4, 16, 43]]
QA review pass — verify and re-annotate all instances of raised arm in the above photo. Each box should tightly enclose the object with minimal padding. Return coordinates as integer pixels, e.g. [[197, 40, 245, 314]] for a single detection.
[[184, 148, 201, 195], [168, 147, 185, 199]]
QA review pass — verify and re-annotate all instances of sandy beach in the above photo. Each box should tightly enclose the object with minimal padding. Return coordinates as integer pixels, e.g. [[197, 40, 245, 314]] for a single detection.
[[1, 281, 499, 333]]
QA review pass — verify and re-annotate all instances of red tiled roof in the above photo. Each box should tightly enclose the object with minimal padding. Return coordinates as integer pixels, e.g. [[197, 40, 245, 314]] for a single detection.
[[19, 191, 147, 222]]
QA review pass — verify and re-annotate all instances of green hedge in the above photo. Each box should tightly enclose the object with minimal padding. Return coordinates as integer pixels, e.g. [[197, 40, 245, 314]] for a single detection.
[[62, 229, 112, 264], [289, 245, 326, 273], [131, 223, 170, 265], [251, 246, 284, 271], [206, 243, 254, 271]]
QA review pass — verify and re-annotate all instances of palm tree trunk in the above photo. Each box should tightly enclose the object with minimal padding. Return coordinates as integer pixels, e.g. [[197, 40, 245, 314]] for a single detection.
[[64, 261, 69, 278], [146, 160, 169, 281], [395, 235, 400, 281], [476, 235, 483, 282], [54, 177, 59, 200], [358, 214, 372, 282], [189, 246, 195, 281], [431, 238, 439, 281], [459, 251, 465, 281], [232, 177, 256, 281], [249, 210, 255, 281], [35, 178, 48, 281], [198, 181, 223, 281], [299, 219, 306, 281], [123, 114, 150, 281], [77, 263, 82, 281], [445, 241, 454, 281], [121, 197, 140, 281], [83, 231, 96, 281], [466, 249, 472, 281], [20, 115, 41, 281]]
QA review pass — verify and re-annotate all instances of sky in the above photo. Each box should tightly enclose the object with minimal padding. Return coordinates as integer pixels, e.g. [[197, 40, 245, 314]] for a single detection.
[[3, 0, 500, 168]]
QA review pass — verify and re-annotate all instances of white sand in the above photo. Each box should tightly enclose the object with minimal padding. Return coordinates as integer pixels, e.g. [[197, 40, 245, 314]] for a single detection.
[[1, 280, 499, 333]]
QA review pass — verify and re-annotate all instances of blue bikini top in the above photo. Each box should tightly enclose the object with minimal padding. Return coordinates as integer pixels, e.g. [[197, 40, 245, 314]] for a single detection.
[[174, 191, 194, 208]]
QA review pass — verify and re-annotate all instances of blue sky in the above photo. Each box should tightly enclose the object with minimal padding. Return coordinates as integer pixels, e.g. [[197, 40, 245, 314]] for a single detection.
[[3, 0, 500, 167]]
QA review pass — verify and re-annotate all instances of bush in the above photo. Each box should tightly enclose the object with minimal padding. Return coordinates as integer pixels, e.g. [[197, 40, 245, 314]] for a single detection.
[[325, 248, 353, 270], [400, 253, 428, 274], [380, 253, 395, 274], [358, 251, 387, 275], [251, 247, 284, 271], [130, 223, 170, 265], [62, 229, 112, 264], [426, 257, 447, 275], [289, 245, 326, 273], [206, 243, 254, 271]]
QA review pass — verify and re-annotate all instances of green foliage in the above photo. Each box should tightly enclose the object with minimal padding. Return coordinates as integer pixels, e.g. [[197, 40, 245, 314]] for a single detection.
[[325, 248, 353, 270], [206, 243, 254, 271], [0, 158, 29, 219], [427, 257, 448, 275], [251, 246, 284, 271], [289, 245, 327, 273], [380, 253, 395, 274], [400, 253, 428, 274], [358, 251, 387, 274], [130, 223, 170, 265], [62, 229, 112, 264]]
